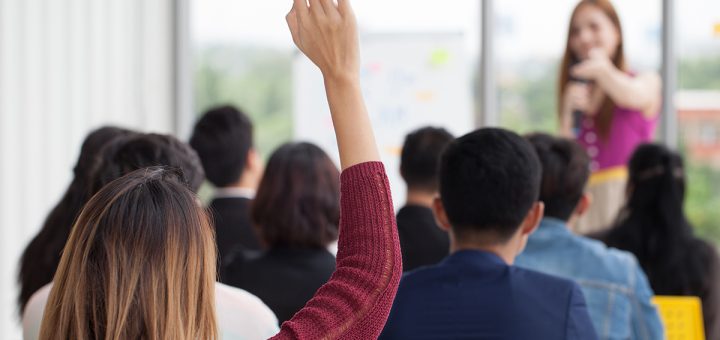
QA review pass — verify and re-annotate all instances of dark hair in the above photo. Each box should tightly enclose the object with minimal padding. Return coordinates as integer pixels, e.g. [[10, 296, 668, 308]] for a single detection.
[[252, 142, 339, 248], [17, 126, 135, 314], [605, 144, 718, 296], [190, 105, 254, 188], [439, 128, 541, 241], [526, 133, 590, 221], [400, 126, 454, 192], [91, 133, 205, 195]]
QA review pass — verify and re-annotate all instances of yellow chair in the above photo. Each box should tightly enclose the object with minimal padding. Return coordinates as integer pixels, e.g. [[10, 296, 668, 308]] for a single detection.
[[652, 296, 705, 340]]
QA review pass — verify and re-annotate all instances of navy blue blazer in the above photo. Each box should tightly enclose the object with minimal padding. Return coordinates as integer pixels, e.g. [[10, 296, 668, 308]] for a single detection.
[[380, 250, 598, 340]]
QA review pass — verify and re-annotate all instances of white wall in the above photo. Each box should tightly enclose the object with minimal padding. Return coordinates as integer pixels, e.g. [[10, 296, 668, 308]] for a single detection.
[[0, 0, 178, 337]]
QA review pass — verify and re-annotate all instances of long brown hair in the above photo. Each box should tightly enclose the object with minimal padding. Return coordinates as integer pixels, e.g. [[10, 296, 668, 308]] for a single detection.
[[39, 167, 218, 340], [558, 0, 626, 139]]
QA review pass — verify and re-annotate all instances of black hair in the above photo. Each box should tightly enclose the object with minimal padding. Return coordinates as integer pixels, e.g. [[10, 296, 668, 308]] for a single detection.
[[190, 105, 254, 188], [605, 144, 719, 298], [400, 126, 454, 192], [252, 142, 339, 248], [17, 126, 135, 314], [526, 133, 590, 221], [439, 128, 541, 241], [92, 133, 205, 195]]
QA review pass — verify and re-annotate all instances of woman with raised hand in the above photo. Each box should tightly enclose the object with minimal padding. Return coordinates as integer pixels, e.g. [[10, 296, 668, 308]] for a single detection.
[[271, 0, 402, 337], [557, 0, 661, 234]]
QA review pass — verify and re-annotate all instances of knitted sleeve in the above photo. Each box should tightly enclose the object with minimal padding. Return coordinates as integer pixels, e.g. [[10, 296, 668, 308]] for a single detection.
[[270, 161, 402, 339]]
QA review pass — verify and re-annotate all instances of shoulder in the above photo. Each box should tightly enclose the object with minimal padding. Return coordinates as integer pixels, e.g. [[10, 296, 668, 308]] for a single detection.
[[214, 282, 278, 323], [22, 282, 54, 340], [214, 282, 280, 338], [510, 266, 581, 302]]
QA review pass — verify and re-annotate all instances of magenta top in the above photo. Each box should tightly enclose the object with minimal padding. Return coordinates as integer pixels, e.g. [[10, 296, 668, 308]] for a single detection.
[[577, 106, 658, 172]]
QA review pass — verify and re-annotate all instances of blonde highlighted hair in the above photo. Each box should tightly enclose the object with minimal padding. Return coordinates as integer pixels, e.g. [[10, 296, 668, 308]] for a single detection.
[[39, 167, 217, 340]]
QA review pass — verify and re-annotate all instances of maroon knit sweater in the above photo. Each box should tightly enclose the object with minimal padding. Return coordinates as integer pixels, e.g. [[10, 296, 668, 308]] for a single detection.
[[270, 161, 402, 339]]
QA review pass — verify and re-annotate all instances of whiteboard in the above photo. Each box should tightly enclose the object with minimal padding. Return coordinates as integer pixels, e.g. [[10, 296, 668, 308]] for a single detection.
[[293, 32, 474, 207]]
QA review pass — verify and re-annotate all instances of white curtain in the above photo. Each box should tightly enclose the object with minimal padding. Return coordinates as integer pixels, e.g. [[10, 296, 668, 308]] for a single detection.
[[0, 0, 180, 337]]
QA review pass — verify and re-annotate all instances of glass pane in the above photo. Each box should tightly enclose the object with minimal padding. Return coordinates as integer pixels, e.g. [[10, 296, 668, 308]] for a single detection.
[[495, 0, 661, 134], [676, 0, 720, 244], [192, 0, 480, 204]]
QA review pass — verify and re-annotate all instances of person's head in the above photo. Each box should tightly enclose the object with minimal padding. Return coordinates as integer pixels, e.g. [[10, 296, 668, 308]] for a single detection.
[[559, 0, 626, 139], [91, 133, 205, 195], [433, 128, 544, 257], [526, 133, 591, 224], [252, 142, 339, 249], [39, 167, 217, 340], [400, 126, 454, 194], [618, 143, 689, 240], [18, 126, 135, 314], [190, 105, 259, 189]]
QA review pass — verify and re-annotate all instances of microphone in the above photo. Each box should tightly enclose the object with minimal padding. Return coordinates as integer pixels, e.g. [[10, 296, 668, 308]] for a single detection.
[[569, 59, 590, 135]]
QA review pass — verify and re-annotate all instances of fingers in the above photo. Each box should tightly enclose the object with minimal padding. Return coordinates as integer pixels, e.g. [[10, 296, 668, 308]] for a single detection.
[[318, 0, 338, 18], [286, 9, 301, 48], [308, 0, 325, 17], [292, 0, 308, 18], [337, 0, 353, 16]]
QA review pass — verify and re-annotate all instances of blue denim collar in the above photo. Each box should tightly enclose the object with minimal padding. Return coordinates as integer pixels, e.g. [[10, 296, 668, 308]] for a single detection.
[[533, 217, 573, 237]]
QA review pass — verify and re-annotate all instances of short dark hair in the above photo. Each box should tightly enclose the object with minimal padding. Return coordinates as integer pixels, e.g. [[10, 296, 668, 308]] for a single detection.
[[252, 142, 339, 248], [439, 128, 541, 241], [400, 126, 454, 192], [91, 133, 205, 195], [190, 105, 253, 188], [526, 133, 590, 221]]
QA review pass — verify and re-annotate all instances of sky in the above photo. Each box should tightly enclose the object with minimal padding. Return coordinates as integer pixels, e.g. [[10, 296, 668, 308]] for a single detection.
[[192, 0, 720, 66]]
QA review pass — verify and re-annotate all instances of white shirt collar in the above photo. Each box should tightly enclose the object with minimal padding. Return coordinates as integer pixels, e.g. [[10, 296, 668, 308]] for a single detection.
[[213, 187, 256, 200]]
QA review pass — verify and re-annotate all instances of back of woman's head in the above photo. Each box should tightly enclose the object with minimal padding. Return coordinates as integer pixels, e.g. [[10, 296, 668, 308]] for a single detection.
[[607, 143, 713, 294], [18, 126, 135, 314], [91, 133, 205, 195], [252, 142, 340, 249], [39, 167, 217, 340]]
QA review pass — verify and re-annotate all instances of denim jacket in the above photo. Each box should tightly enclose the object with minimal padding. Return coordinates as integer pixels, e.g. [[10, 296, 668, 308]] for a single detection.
[[516, 218, 664, 340]]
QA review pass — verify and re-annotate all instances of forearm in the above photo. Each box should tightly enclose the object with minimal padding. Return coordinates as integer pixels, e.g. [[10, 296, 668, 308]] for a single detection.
[[324, 75, 380, 170], [595, 68, 658, 112]]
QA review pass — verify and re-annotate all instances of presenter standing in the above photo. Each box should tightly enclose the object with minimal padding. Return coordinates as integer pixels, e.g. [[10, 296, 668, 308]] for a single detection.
[[558, 0, 661, 234]]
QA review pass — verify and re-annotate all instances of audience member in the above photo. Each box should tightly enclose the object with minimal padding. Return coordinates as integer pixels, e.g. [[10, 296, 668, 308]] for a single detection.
[[222, 142, 339, 323], [380, 128, 597, 339], [516, 133, 663, 340], [397, 127, 453, 272], [602, 144, 720, 339], [17, 126, 135, 314], [190, 105, 264, 265], [23, 134, 280, 340]]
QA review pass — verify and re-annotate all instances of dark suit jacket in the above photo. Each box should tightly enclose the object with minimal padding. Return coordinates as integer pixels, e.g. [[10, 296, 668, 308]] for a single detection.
[[221, 247, 336, 324], [208, 197, 262, 266], [380, 250, 598, 340], [396, 205, 449, 272]]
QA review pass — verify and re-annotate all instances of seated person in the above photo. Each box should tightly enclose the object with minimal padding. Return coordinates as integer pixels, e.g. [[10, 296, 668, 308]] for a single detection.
[[222, 142, 339, 324], [397, 126, 453, 272], [380, 128, 597, 339], [601, 143, 720, 339], [190, 105, 264, 265], [516, 133, 663, 340], [23, 134, 279, 340]]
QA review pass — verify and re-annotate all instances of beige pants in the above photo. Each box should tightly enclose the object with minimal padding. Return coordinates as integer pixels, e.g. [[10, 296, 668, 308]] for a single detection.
[[575, 167, 628, 235]]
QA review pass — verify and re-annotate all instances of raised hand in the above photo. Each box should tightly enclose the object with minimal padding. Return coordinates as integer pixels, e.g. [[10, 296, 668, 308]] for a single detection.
[[286, 0, 359, 81]]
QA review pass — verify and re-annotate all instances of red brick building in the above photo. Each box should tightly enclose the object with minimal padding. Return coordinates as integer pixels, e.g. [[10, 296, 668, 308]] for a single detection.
[[677, 90, 720, 169]]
